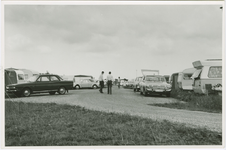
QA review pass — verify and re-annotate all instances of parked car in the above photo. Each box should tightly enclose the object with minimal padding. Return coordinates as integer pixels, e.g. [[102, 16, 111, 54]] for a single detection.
[[133, 76, 143, 92], [191, 59, 222, 94], [139, 70, 171, 97], [74, 79, 99, 89], [6, 74, 73, 97], [73, 75, 94, 87], [139, 75, 171, 97]]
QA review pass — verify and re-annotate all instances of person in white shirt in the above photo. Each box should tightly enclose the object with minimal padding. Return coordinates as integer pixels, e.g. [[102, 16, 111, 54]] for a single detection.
[[106, 71, 114, 94], [99, 71, 104, 93]]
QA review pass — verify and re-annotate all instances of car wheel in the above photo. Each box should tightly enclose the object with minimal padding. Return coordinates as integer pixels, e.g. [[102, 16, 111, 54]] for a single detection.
[[140, 89, 143, 95], [92, 85, 98, 89], [49, 91, 56, 95], [75, 85, 80, 89], [144, 88, 148, 96], [58, 87, 66, 95], [23, 88, 31, 97], [166, 93, 171, 97]]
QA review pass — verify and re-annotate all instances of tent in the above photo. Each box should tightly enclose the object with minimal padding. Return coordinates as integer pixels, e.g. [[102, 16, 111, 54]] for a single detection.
[[170, 73, 179, 90], [5, 68, 18, 87]]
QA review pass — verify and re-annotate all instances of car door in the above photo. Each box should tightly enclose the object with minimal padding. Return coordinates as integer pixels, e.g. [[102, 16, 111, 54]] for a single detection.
[[49, 75, 61, 91], [81, 79, 90, 88], [33, 76, 51, 91]]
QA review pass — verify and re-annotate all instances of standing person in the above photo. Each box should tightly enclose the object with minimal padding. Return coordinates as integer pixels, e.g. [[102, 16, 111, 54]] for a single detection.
[[99, 71, 104, 93], [118, 77, 121, 89], [107, 71, 114, 94]]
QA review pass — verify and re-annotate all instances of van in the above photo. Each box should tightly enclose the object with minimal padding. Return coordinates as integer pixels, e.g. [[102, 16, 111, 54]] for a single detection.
[[73, 75, 94, 88], [191, 59, 222, 94], [178, 68, 196, 90]]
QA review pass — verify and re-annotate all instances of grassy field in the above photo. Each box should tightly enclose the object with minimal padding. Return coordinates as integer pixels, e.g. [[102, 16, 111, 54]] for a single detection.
[[5, 101, 222, 146], [150, 90, 222, 113]]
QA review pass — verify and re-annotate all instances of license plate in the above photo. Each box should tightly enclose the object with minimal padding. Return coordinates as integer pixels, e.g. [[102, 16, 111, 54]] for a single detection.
[[155, 89, 164, 92]]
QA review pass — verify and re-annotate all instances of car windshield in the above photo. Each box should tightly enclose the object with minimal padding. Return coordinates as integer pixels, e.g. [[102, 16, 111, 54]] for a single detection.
[[27, 75, 39, 82], [146, 77, 165, 82]]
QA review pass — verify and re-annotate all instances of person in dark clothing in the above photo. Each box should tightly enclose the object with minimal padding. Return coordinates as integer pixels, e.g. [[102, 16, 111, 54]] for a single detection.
[[106, 71, 114, 94], [118, 77, 121, 89], [99, 71, 104, 93]]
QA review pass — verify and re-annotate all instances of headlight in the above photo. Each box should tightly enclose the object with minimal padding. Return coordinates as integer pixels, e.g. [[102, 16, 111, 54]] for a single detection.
[[165, 85, 171, 89], [146, 85, 152, 88]]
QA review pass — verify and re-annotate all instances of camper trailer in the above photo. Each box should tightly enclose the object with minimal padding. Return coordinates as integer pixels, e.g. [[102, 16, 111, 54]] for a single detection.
[[5, 68, 40, 87], [178, 68, 196, 90], [191, 59, 222, 94], [5, 68, 26, 86]]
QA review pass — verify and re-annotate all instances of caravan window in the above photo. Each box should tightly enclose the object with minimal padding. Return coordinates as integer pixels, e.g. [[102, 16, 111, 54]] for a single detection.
[[183, 74, 193, 80], [208, 66, 222, 78], [18, 74, 25, 80]]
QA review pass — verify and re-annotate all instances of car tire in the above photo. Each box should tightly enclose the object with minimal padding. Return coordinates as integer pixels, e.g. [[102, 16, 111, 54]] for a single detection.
[[166, 93, 171, 97], [92, 85, 97, 89], [140, 90, 143, 95], [58, 87, 66, 95], [75, 85, 80, 89], [144, 88, 148, 96], [22, 88, 31, 97], [49, 91, 56, 95]]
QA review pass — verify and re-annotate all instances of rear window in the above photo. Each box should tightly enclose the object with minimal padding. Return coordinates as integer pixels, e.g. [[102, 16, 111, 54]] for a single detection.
[[208, 66, 222, 78]]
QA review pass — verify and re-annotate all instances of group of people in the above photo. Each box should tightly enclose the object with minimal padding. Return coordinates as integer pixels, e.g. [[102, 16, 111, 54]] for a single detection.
[[98, 71, 121, 94]]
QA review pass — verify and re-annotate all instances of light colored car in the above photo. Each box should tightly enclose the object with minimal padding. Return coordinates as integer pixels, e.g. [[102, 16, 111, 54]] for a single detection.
[[133, 76, 143, 92], [139, 75, 171, 97], [74, 79, 98, 89]]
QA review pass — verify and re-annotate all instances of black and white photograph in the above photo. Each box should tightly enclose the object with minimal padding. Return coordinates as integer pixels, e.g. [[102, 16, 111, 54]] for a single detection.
[[1, 1, 224, 148]]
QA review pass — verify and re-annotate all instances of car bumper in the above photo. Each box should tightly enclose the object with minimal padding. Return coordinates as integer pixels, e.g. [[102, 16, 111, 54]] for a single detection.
[[146, 88, 171, 93], [6, 89, 21, 94]]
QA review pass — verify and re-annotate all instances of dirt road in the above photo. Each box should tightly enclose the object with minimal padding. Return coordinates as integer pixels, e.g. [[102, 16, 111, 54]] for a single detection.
[[6, 86, 222, 133]]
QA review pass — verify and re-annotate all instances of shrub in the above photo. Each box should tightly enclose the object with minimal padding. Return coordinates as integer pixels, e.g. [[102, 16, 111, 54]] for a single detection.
[[170, 89, 222, 113]]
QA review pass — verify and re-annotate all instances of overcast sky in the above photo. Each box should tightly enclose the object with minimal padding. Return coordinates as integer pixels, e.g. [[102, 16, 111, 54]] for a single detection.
[[3, 3, 223, 80]]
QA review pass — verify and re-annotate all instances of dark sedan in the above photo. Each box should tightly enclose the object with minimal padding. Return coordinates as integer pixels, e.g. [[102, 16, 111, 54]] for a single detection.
[[6, 74, 73, 97]]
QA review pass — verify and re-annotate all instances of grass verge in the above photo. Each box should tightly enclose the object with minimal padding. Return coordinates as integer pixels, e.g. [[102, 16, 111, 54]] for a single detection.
[[150, 90, 222, 113], [5, 101, 222, 146]]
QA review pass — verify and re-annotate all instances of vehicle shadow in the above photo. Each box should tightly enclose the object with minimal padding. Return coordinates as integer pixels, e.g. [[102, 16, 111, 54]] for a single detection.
[[5, 92, 74, 99]]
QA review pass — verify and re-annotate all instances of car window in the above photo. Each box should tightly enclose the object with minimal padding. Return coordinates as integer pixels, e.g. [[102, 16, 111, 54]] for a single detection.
[[208, 66, 222, 78], [83, 80, 89, 83], [42, 76, 50, 81], [146, 77, 165, 82], [28, 75, 39, 82], [37, 76, 50, 82], [50, 76, 60, 81]]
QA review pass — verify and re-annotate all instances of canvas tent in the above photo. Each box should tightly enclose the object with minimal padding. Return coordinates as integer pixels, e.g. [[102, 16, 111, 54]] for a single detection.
[[170, 73, 179, 90], [5, 68, 18, 86]]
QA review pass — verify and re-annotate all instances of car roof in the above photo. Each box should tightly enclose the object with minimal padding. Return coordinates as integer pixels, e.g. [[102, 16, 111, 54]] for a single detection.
[[145, 75, 164, 77]]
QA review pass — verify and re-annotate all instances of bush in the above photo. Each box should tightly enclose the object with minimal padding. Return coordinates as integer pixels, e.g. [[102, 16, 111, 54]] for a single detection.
[[170, 89, 222, 113]]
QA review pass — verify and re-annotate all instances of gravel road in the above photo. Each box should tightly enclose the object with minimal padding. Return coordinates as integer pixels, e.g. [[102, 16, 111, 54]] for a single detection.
[[6, 86, 222, 133]]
